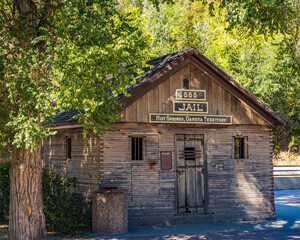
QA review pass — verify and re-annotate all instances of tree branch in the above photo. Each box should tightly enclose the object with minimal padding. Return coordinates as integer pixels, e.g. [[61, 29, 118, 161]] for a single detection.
[[14, 0, 37, 15]]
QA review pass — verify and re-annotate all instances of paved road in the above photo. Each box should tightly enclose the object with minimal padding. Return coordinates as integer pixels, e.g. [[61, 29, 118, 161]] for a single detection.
[[90, 229, 300, 240], [80, 190, 300, 240]]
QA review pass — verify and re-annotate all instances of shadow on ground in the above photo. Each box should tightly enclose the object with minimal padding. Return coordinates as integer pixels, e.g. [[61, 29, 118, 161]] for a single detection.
[[84, 190, 300, 240]]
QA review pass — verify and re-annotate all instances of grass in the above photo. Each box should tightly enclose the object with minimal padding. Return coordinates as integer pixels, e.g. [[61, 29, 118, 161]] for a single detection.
[[0, 225, 8, 240], [273, 151, 300, 166]]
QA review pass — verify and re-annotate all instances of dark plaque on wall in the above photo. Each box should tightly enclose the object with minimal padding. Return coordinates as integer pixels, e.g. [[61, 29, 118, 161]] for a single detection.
[[161, 151, 172, 170]]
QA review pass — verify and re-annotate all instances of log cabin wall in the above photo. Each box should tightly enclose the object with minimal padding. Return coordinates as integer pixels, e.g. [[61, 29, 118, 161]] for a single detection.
[[42, 128, 103, 196], [101, 123, 274, 225], [43, 124, 274, 224]]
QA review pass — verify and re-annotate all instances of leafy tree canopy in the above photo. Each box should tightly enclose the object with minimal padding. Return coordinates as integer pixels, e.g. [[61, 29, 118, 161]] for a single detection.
[[0, 0, 150, 153], [123, 0, 299, 147]]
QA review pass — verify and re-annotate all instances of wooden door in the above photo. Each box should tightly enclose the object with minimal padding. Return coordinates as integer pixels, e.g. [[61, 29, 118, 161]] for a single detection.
[[176, 134, 205, 214]]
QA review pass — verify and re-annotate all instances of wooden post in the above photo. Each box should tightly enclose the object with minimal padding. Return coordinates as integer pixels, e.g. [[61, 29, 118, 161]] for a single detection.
[[92, 189, 128, 235]]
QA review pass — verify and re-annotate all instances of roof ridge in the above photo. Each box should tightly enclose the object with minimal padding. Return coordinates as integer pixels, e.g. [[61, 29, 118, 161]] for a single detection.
[[146, 48, 195, 65]]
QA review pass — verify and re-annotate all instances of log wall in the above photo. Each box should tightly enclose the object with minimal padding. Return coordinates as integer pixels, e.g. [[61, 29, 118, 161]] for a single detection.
[[43, 123, 274, 224], [42, 128, 103, 195], [100, 123, 274, 224]]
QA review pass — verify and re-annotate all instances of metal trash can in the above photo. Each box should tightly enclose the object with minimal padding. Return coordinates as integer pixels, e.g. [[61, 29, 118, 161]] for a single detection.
[[92, 188, 128, 235]]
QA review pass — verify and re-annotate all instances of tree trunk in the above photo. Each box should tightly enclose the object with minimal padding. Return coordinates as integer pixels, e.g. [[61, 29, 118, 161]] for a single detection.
[[9, 145, 47, 240]]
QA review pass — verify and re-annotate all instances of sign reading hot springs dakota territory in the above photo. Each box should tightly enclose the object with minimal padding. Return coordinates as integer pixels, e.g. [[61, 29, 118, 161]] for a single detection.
[[149, 114, 232, 124]]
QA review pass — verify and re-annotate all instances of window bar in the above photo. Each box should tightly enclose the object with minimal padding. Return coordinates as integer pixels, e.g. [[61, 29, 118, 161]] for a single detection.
[[240, 138, 244, 159], [136, 138, 139, 160], [66, 137, 71, 159], [140, 138, 143, 160], [131, 137, 135, 160]]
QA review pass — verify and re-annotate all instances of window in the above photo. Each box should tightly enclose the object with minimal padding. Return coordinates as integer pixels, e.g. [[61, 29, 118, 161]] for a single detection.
[[66, 137, 72, 159], [183, 78, 189, 89], [184, 147, 195, 161], [234, 137, 247, 159], [131, 137, 143, 160]]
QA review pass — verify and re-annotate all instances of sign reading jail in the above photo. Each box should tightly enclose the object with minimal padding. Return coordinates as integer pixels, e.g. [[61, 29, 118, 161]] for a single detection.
[[149, 113, 232, 124], [173, 101, 208, 113], [176, 89, 206, 100]]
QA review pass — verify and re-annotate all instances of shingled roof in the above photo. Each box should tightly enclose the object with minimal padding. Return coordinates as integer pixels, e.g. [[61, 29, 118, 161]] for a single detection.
[[53, 109, 80, 123], [53, 49, 193, 123], [54, 48, 285, 125], [126, 48, 193, 93]]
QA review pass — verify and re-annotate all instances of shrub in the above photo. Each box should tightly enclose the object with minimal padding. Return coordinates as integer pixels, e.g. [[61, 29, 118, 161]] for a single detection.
[[0, 161, 10, 223], [42, 169, 91, 234], [273, 151, 300, 166]]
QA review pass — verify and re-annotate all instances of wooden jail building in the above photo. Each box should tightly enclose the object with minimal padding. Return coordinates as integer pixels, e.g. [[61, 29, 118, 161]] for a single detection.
[[43, 48, 285, 225]]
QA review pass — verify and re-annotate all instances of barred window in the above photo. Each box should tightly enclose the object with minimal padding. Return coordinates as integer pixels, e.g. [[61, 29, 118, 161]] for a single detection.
[[234, 137, 247, 159], [66, 137, 72, 159], [131, 137, 143, 160], [184, 147, 195, 161]]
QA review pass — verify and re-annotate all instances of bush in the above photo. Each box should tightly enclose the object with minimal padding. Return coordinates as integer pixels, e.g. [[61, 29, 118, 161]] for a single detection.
[[0, 162, 91, 233], [0, 161, 10, 223], [273, 151, 300, 166], [42, 169, 91, 234]]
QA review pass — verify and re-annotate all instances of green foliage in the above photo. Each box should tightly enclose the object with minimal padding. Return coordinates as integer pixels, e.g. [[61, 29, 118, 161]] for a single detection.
[[1, 0, 296, 152], [123, 0, 299, 151], [216, 0, 294, 35], [0, 55, 10, 156], [42, 169, 91, 234], [289, 136, 300, 149], [51, 1, 150, 138], [212, 1, 300, 146], [132, 0, 210, 57], [0, 0, 150, 152], [0, 161, 10, 223]]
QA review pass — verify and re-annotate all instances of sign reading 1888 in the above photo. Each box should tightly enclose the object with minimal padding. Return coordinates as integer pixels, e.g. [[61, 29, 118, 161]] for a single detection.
[[176, 89, 205, 100]]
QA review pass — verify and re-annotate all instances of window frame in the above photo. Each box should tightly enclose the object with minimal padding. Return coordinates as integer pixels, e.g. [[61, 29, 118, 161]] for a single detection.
[[183, 78, 189, 89]]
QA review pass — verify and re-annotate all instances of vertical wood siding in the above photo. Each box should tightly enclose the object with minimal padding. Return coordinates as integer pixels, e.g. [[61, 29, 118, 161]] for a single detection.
[[119, 61, 268, 125]]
